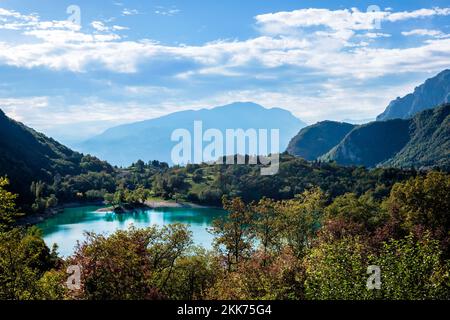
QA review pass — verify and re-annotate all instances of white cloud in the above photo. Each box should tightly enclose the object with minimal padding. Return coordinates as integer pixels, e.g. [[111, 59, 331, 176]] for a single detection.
[[362, 32, 391, 38], [401, 28, 448, 38], [256, 8, 383, 34], [122, 8, 139, 16], [255, 7, 450, 35], [0, 6, 448, 80], [91, 20, 128, 32], [0, 96, 49, 122], [387, 8, 450, 22], [1, 6, 450, 129], [112, 25, 129, 31], [0, 8, 38, 22], [91, 21, 109, 32], [154, 6, 180, 17]]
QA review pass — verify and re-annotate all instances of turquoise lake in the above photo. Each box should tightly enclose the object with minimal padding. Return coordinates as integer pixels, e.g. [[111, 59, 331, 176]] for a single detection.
[[37, 206, 226, 257]]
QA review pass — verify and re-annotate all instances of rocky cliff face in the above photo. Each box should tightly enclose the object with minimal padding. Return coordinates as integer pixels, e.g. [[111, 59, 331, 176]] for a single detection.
[[377, 69, 450, 121]]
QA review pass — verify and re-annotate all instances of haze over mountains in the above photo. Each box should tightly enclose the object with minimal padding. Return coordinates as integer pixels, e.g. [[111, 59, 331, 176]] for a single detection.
[[1, 68, 448, 179], [78, 102, 306, 167]]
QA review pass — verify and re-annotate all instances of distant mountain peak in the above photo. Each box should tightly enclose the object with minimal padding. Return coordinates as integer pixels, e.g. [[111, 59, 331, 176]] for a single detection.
[[79, 101, 306, 166], [210, 101, 285, 113], [377, 69, 450, 121], [218, 101, 262, 108]]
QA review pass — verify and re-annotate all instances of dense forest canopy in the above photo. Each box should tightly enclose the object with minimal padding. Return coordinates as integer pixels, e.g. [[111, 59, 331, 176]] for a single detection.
[[15, 152, 425, 216], [0, 170, 449, 300]]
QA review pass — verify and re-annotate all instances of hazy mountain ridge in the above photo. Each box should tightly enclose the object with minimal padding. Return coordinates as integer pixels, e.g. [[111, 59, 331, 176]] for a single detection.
[[377, 69, 450, 121], [79, 102, 307, 167]]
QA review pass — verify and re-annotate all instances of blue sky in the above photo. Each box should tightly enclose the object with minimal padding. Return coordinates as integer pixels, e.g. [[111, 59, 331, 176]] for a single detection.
[[0, 0, 450, 144]]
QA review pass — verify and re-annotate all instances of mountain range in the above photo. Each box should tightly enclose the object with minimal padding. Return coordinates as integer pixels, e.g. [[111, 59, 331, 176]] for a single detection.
[[78, 102, 306, 167], [1, 68, 449, 194], [287, 104, 449, 169], [287, 69, 450, 169]]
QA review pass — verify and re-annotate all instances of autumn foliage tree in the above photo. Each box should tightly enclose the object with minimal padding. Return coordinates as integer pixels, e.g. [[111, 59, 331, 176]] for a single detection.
[[71, 224, 192, 300]]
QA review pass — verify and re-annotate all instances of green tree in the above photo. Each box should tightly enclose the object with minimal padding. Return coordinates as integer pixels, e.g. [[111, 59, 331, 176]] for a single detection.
[[134, 160, 145, 173], [46, 194, 58, 209], [113, 188, 125, 207], [0, 177, 21, 230], [210, 197, 254, 270], [304, 236, 374, 300], [165, 247, 219, 300], [134, 186, 150, 204], [385, 171, 450, 232], [277, 187, 326, 257], [375, 233, 449, 300], [251, 198, 280, 264], [103, 193, 115, 208], [0, 227, 62, 300], [207, 248, 305, 300], [322, 192, 386, 244]]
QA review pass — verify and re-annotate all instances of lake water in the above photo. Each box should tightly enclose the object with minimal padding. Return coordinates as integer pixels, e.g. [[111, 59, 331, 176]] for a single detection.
[[37, 206, 226, 257]]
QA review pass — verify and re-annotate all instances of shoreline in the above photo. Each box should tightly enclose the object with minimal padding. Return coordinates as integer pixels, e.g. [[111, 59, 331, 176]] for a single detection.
[[95, 200, 212, 213], [16, 199, 220, 226], [16, 201, 105, 227]]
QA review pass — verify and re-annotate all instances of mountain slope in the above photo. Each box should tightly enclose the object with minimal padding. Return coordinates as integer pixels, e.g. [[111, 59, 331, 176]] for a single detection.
[[320, 119, 411, 167], [0, 109, 111, 203], [286, 121, 356, 160], [383, 104, 450, 169], [78, 102, 306, 166], [377, 69, 450, 121], [321, 104, 450, 168]]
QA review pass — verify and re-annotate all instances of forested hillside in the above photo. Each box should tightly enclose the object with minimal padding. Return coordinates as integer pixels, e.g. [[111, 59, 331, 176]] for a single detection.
[[286, 121, 356, 160], [0, 109, 113, 209], [320, 119, 411, 167], [384, 104, 450, 168], [321, 104, 450, 169]]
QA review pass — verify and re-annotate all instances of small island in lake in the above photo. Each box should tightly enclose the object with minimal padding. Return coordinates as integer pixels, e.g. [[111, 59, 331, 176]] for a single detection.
[[96, 198, 209, 213]]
